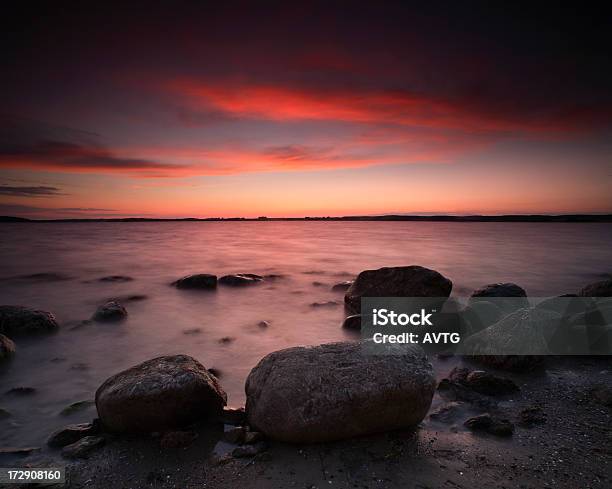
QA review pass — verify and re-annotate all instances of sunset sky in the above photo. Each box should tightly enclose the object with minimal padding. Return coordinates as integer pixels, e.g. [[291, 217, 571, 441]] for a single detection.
[[1, 3, 611, 218]]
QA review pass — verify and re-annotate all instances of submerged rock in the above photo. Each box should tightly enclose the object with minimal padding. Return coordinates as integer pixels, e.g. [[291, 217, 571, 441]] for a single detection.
[[342, 314, 362, 331], [95, 355, 227, 433], [61, 435, 105, 459], [14, 272, 71, 282], [219, 273, 264, 286], [60, 400, 95, 416], [310, 300, 340, 307], [471, 282, 527, 298], [464, 413, 514, 436], [0, 334, 16, 360], [245, 341, 436, 443], [0, 305, 59, 335], [0, 407, 11, 418], [331, 281, 353, 292], [98, 275, 133, 283], [47, 422, 99, 448], [92, 301, 127, 322], [173, 274, 217, 289], [5, 386, 36, 396], [344, 266, 452, 313], [579, 279, 612, 297]]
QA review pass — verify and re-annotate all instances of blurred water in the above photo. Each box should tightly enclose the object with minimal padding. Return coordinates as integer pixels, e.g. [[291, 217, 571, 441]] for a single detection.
[[0, 221, 610, 448]]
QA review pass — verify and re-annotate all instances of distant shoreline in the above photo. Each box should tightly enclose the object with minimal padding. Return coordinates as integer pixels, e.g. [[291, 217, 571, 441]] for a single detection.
[[1, 214, 611, 223]]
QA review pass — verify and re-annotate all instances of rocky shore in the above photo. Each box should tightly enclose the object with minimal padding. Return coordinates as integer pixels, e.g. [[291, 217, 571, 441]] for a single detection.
[[0, 266, 610, 488]]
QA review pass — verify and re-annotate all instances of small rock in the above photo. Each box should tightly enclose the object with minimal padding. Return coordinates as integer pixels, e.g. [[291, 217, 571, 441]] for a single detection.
[[98, 275, 133, 282], [47, 422, 98, 448], [312, 281, 326, 287], [331, 281, 353, 292], [464, 413, 514, 437], [232, 441, 268, 458], [310, 301, 339, 307], [5, 386, 36, 396], [92, 301, 127, 322], [258, 320, 270, 328], [342, 314, 361, 331], [219, 274, 263, 286], [208, 368, 222, 378], [244, 431, 265, 444], [173, 274, 217, 289], [0, 408, 11, 418], [159, 430, 198, 449], [429, 402, 463, 423], [218, 336, 234, 344], [60, 400, 94, 416], [182, 328, 202, 335], [15, 272, 70, 282], [465, 371, 519, 396], [0, 334, 16, 360], [0, 305, 58, 335], [218, 407, 246, 425], [518, 407, 547, 426], [223, 426, 247, 444], [61, 435, 105, 459]]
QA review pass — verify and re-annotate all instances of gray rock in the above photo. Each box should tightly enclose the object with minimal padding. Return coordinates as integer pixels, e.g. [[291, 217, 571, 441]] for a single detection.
[[173, 274, 217, 289], [61, 435, 105, 459], [428, 402, 464, 423], [96, 355, 227, 433], [0, 334, 15, 360], [245, 341, 436, 443], [219, 273, 264, 286], [0, 305, 58, 335], [460, 308, 559, 370], [579, 279, 612, 297], [464, 413, 514, 437], [92, 301, 127, 322], [47, 422, 98, 448], [342, 314, 362, 331], [345, 266, 452, 314], [232, 442, 268, 458]]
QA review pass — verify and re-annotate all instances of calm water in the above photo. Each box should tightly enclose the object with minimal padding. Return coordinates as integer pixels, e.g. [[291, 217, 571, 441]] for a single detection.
[[1, 221, 611, 448]]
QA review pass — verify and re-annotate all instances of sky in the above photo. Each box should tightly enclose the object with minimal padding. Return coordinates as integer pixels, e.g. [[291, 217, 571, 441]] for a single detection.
[[1, 2, 611, 218]]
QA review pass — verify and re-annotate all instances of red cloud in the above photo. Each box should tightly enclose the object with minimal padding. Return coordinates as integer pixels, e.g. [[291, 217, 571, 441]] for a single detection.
[[164, 79, 595, 134]]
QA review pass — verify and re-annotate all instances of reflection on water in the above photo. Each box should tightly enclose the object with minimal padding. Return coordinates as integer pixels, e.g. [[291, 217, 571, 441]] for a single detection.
[[0, 221, 610, 448]]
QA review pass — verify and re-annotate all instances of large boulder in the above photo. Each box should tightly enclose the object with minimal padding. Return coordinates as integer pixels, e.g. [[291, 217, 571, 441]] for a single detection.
[[344, 266, 452, 314], [579, 279, 612, 297], [0, 334, 16, 360], [173, 274, 217, 289], [0, 305, 58, 335], [471, 282, 527, 298], [95, 355, 227, 433], [245, 341, 436, 443]]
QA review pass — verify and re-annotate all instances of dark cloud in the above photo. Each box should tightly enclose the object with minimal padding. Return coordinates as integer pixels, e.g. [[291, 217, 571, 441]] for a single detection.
[[0, 185, 63, 196], [0, 116, 186, 175]]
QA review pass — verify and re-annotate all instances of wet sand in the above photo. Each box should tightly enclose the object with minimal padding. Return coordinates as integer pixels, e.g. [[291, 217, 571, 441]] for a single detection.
[[11, 356, 608, 489]]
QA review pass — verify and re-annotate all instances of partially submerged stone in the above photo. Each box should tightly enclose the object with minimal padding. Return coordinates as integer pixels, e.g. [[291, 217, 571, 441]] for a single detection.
[[47, 422, 98, 448], [95, 355, 227, 433], [0, 305, 58, 336], [173, 274, 217, 289], [92, 301, 127, 322], [0, 334, 16, 360], [345, 265, 452, 314], [219, 274, 264, 286]]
